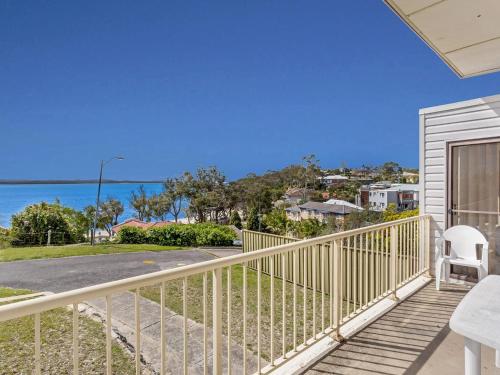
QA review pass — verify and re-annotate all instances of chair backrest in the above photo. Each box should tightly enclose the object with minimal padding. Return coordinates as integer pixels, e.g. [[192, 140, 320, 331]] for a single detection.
[[443, 225, 488, 260]]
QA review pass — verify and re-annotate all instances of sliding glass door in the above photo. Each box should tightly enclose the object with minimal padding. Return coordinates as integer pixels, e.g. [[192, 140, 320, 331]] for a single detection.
[[449, 139, 500, 274]]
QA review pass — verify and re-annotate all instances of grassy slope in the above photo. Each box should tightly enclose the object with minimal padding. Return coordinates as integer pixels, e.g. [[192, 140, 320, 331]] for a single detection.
[[140, 265, 343, 361], [0, 287, 135, 374], [0, 243, 184, 262]]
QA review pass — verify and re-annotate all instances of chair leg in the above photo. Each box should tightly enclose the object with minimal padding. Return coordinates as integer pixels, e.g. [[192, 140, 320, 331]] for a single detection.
[[436, 260, 442, 290], [478, 264, 488, 281], [444, 263, 451, 283]]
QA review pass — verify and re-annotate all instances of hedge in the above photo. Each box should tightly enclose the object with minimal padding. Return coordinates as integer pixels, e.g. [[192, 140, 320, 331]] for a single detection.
[[117, 223, 236, 247], [116, 226, 147, 244]]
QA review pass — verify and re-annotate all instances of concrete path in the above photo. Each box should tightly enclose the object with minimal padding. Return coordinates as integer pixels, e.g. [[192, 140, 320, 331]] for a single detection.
[[84, 291, 260, 374], [0, 248, 239, 293]]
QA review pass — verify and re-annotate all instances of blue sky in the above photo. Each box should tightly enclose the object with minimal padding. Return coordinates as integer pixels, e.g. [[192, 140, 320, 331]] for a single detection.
[[2, 1, 500, 181]]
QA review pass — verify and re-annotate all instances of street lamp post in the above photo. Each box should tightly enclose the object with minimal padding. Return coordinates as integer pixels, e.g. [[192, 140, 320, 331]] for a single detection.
[[91, 156, 124, 245]]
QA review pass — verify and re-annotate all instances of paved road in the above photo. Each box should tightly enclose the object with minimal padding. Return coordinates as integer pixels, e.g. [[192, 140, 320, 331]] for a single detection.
[[0, 248, 241, 293]]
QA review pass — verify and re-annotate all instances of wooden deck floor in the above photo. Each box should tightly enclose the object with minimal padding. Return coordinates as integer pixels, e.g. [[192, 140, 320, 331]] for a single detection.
[[302, 281, 500, 375]]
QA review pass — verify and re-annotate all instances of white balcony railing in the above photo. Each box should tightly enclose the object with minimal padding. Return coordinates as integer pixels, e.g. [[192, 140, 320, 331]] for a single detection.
[[0, 215, 430, 375]]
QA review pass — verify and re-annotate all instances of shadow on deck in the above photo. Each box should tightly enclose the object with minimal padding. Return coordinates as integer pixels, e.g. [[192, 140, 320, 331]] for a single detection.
[[302, 281, 500, 375]]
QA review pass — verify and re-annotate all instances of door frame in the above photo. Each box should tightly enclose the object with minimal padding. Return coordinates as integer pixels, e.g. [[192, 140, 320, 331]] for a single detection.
[[446, 136, 500, 229]]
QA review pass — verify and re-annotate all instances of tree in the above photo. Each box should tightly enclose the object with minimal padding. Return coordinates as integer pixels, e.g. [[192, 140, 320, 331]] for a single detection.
[[83, 198, 124, 236], [302, 154, 321, 192], [148, 193, 171, 221], [163, 178, 185, 222], [130, 185, 152, 221], [11, 202, 85, 245], [342, 209, 383, 230], [246, 207, 260, 231], [380, 161, 402, 181], [83, 205, 97, 233], [262, 209, 289, 235], [328, 180, 361, 203], [183, 167, 228, 223], [99, 198, 124, 235], [229, 211, 242, 230], [296, 219, 324, 239]]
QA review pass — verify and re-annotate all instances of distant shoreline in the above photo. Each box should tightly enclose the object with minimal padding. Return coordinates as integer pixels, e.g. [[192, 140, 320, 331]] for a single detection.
[[0, 180, 164, 185]]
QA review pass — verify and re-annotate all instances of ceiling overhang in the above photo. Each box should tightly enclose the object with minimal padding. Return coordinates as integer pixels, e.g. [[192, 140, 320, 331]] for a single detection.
[[384, 0, 500, 78]]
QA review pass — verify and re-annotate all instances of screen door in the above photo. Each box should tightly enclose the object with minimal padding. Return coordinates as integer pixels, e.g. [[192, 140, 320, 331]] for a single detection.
[[449, 139, 500, 274]]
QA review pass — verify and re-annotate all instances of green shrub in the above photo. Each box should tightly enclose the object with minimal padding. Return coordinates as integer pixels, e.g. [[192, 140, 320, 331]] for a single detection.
[[117, 226, 147, 244], [118, 223, 236, 247], [229, 211, 242, 230], [10, 202, 86, 246], [383, 204, 419, 222], [147, 225, 197, 247], [246, 207, 260, 231], [0, 228, 13, 249], [193, 223, 235, 246]]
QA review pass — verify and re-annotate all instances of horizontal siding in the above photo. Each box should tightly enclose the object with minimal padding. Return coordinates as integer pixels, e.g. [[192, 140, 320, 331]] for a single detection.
[[424, 174, 444, 182], [425, 198, 442, 205], [422, 95, 500, 273], [425, 149, 443, 158], [425, 166, 444, 174], [425, 190, 444, 198], [425, 126, 500, 142], [421, 95, 500, 116], [425, 182, 443, 189], [426, 115, 500, 132], [425, 141, 445, 150], [425, 109, 500, 127], [425, 157, 445, 166]]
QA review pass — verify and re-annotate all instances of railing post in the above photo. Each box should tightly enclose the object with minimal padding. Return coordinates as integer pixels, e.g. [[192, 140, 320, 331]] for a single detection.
[[390, 225, 399, 301], [212, 268, 223, 375], [425, 215, 431, 277], [332, 239, 344, 342]]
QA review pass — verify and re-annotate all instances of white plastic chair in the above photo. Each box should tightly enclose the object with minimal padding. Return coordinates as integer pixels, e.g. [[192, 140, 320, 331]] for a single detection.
[[435, 225, 489, 290]]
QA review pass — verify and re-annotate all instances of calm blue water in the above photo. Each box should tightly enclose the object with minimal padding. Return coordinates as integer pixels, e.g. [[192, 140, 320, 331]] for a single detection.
[[0, 183, 168, 227]]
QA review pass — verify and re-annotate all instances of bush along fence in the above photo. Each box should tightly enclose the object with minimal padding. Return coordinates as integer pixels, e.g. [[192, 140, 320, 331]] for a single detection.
[[117, 223, 237, 247], [242, 215, 427, 299]]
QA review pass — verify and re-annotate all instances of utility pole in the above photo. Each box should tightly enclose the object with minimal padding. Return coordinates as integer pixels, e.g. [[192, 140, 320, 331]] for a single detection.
[[91, 156, 124, 245]]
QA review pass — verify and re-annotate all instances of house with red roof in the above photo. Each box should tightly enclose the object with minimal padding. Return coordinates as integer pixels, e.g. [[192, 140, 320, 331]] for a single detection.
[[112, 218, 174, 235]]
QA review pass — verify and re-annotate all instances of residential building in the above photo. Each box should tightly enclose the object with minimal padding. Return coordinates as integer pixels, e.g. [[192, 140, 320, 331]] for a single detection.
[[285, 200, 361, 223], [282, 187, 315, 204], [356, 183, 419, 211], [402, 170, 419, 183], [324, 198, 363, 211], [318, 174, 348, 186], [112, 218, 173, 235]]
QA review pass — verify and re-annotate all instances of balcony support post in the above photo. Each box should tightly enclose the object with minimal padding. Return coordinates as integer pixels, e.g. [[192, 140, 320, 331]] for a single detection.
[[390, 225, 399, 301], [332, 239, 344, 342], [212, 268, 223, 375], [424, 215, 431, 277]]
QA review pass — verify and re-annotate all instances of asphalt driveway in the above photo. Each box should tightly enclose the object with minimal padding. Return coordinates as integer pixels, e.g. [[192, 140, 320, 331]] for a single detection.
[[0, 248, 241, 293]]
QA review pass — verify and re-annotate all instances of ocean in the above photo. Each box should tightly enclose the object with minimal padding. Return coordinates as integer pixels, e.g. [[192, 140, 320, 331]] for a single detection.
[[0, 183, 167, 228]]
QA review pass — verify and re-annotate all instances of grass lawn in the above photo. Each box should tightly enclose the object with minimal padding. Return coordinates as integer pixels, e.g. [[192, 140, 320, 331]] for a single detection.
[[140, 265, 346, 362], [0, 243, 185, 262], [0, 287, 135, 374]]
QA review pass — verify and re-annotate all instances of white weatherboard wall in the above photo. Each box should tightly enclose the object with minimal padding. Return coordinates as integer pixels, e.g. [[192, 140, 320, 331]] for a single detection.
[[420, 94, 500, 273]]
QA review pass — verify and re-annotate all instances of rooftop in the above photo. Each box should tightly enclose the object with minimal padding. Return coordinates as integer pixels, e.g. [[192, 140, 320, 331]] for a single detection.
[[293, 201, 362, 214]]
